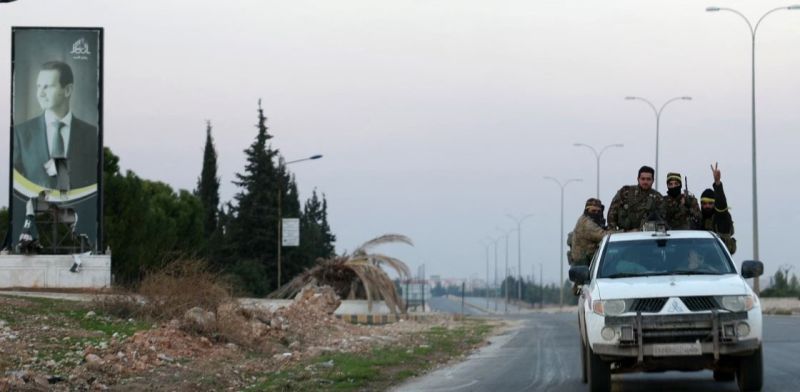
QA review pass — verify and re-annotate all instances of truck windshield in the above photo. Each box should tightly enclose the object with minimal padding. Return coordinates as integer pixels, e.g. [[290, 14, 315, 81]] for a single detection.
[[597, 238, 736, 279]]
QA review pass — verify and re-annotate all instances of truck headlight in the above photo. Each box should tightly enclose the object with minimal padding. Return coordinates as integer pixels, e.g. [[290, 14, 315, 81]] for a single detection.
[[720, 295, 754, 312], [601, 327, 617, 341], [592, 299, 626, 316], [736, 322, 751, 337]]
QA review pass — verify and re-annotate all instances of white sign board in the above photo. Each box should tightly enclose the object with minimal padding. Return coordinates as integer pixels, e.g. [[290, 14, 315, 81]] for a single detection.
[[282, 218, 300, 247]]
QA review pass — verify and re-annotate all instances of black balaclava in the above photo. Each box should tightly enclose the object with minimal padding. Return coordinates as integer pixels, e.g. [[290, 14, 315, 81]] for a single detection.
[[700, 188, 715, 218]]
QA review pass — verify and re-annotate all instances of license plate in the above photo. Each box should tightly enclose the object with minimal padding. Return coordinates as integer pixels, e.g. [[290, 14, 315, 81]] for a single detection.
[[652, 343, 702, 357]]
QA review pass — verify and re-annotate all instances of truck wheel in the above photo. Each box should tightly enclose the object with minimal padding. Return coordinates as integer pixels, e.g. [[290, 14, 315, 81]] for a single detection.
[[580, 338, 588, 383], [736, 347, 763, 392], [587, 347, 611, 392], [713, 370, 735, 382]]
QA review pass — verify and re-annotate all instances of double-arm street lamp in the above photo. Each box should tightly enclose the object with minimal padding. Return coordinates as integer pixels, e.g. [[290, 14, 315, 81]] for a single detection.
[[706, 4, 800, 293], [624, 96, 692, 191], [277, 154, 323, 289], [544, 176, 582, 309], [573, 143, 624, 199], [507, 213, 534, 303]]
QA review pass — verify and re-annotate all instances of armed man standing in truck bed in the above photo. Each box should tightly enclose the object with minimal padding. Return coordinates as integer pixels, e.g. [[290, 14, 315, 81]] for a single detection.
[[607, 165, 665, 232], [569, 198, 615, 267], [700, 162, 736, 255], [663, 172, 701, 230]]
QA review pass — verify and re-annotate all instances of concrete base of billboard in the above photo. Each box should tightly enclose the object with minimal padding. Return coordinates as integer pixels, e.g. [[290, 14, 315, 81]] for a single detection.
[[0, 254, 111, 289]]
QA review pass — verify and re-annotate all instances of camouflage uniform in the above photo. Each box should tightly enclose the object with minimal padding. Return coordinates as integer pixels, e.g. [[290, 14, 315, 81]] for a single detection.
[[701, 183, 736, 255], [663, 194, 701, 230], [570, 215, 612, 266], [607, 185, 665, 231]]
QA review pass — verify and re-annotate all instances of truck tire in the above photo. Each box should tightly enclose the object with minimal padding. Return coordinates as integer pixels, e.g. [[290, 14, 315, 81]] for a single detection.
[[580, 338, 588, 383], [713, 370, 735, 382], [587, 346, 610, 392], [736, 347, 763, 392]]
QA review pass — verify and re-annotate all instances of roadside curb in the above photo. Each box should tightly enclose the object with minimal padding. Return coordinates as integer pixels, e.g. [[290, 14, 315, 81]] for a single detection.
[[335, 313, 433, 325]]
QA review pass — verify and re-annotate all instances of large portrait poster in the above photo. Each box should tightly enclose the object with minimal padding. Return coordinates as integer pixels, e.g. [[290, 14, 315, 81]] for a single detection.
[[9, 27, 103, 253]]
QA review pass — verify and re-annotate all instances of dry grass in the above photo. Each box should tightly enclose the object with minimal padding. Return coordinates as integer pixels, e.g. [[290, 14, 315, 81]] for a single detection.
[[92, 259, 280, 349], [137, 259, 231, 321], [94, 259, 231, 322]]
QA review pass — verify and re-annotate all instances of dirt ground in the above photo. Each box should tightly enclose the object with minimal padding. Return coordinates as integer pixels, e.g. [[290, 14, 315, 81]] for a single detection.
[[0, 289, 475, 391]]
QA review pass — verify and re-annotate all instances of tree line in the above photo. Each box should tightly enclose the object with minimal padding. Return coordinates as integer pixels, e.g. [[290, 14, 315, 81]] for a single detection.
[[1, 101, 336, 296], [430, 277, 579, 306]]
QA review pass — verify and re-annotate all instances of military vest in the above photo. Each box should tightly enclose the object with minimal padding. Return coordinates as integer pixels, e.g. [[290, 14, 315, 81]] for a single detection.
[[614, 186, 663, 231]]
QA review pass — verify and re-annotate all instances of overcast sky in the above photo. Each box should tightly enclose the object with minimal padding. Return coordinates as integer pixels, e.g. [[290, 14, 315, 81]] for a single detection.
[[1, 0, 799, 286]]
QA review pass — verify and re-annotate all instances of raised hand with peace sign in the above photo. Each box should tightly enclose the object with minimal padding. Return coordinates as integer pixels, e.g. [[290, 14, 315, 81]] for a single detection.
[[711, 162, 721, 186]]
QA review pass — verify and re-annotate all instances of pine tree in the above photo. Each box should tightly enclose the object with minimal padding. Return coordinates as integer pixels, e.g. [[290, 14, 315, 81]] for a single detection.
[[319, 194, 336, 257], [196, 121, 220, 237], [228, 100, 280, 294], [297, 189, 336, 267]]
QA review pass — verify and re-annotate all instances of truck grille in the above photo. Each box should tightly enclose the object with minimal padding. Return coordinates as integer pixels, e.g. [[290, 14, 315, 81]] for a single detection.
[[629, 297, 667, 313], [680, 296, 720, 311], [607, 312, 749, 346]]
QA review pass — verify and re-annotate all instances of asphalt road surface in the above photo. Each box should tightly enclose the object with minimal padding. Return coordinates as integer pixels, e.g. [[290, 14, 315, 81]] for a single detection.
[[396, 303, 800, 391]]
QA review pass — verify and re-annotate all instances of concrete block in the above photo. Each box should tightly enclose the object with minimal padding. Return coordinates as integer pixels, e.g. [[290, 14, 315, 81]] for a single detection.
[[334, 300, 391, 315], [0, 254, 111, 289]]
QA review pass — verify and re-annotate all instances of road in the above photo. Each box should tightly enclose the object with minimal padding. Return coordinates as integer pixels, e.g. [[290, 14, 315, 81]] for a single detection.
[[398, 301, 800, 391]]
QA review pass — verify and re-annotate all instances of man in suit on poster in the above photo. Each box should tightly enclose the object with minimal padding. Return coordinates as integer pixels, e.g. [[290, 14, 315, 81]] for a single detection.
[[13, 61, 98, 192]]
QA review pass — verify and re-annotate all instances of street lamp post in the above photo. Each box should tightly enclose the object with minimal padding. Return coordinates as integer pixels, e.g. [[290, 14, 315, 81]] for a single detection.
[[482, 238, 493, 308], [497, 227, 517, 313], [573, 143, 624, 199], [624, 96, 692, 190], [508, 214, 534, 303], [706, 4, 800, 293], [277, 154, 323, 289], [544, 176, 582, 309], [538, 262, 544, 309], [492, 235, 500, 311]]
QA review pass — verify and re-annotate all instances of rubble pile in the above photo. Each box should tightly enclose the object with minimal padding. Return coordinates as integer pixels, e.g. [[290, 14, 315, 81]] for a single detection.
[[0, 287, 456, 390]]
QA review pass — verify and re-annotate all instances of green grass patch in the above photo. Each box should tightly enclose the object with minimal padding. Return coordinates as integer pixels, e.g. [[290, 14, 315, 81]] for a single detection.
[[0, 295, 150, 369], [249, 318, 493, 391]]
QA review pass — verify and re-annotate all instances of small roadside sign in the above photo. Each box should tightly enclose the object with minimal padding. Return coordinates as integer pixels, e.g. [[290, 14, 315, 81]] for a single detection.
[[282, 218, 300, 247]]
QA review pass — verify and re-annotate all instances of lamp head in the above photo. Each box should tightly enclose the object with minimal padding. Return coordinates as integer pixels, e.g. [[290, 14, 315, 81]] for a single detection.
[[706, 6, 721, 12]]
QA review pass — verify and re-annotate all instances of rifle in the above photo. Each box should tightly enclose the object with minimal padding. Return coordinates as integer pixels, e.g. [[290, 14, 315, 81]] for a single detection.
[[684, 176, 689, 200]]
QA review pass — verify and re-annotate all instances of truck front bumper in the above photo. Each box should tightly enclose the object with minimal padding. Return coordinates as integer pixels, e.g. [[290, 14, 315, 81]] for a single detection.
[[591, 311, 760, 360]]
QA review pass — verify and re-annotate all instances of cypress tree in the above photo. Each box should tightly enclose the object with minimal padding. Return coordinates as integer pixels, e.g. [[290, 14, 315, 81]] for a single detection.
[[196, 121, 220, 237]]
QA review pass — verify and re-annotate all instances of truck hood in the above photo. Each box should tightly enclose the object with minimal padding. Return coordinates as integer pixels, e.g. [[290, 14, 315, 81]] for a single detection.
[[595, 274, 748, 299]]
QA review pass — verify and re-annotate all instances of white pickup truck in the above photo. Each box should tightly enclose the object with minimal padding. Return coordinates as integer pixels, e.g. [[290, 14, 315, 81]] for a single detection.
[[570, 229, 764, 392]]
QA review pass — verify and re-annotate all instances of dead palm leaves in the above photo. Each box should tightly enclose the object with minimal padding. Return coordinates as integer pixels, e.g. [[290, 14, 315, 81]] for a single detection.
[[269, 234, 413, 314]]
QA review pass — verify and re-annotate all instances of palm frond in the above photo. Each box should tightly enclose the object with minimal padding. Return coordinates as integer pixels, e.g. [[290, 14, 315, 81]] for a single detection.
[[269, 234, 412, 315], [365, 253, 411, 278], [353, 234, 413, 255]]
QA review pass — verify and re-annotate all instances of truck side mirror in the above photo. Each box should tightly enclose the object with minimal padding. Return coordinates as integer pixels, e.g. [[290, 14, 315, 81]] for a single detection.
[[569, 266, 590, 285], [741, 260, 764, 279]]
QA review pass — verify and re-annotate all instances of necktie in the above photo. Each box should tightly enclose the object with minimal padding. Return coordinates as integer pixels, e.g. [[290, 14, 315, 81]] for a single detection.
[[51, 121, 66, 159], [51, 121, 70, 191]]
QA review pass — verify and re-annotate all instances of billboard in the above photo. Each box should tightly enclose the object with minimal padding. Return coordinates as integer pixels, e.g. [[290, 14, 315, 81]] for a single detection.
[[8, 27, 103, 253]]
